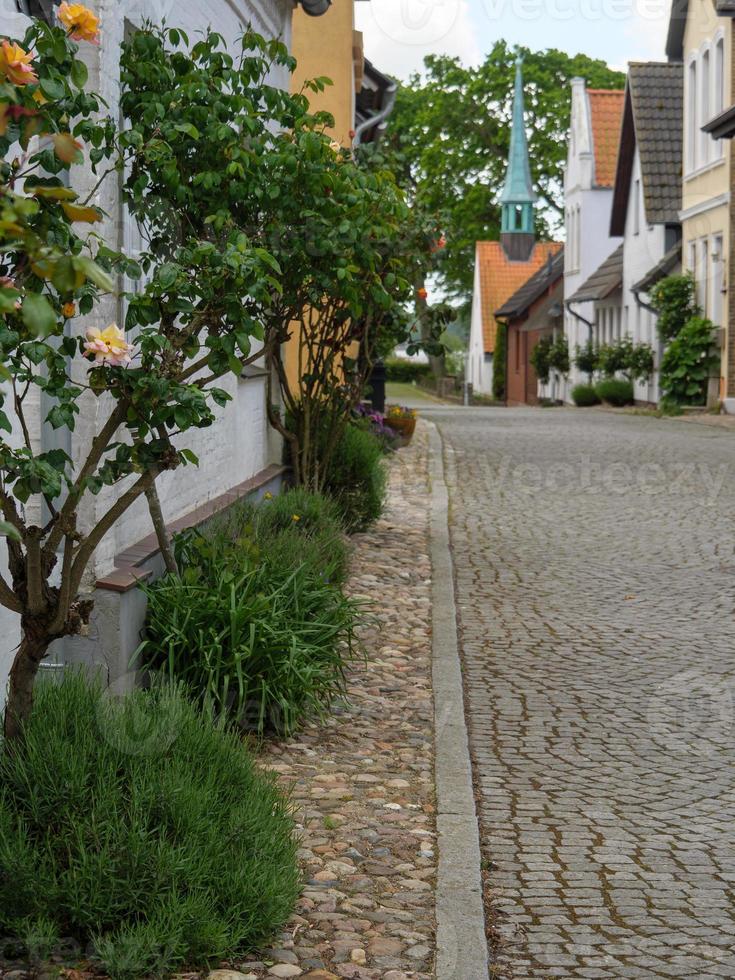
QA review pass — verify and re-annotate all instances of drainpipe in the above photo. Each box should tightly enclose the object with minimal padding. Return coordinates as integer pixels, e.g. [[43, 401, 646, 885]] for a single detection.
[[354, 80, 398, 145], [632, 287, 657, 315], [565, 299, 594, 339]]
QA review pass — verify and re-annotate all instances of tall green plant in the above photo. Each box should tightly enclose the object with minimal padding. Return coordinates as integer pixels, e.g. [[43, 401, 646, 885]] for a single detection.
[[574, 340, 598, 381], [659, 317, 718, 407], [650, 273, 699, 342], [548, 335, 570, 376], [530, 335, 553, 384]]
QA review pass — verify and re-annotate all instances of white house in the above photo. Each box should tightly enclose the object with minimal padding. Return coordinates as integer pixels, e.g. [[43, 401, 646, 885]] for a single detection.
[[561, 80, 624, 400], [566, 63, 683, 405], [0, 0, 330, 700]]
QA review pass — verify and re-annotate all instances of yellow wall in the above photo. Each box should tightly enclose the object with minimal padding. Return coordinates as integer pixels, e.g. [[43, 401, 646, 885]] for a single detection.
[[285, 2, 363, 397], [682, 1, 732, 392], [291, 2, 362, 147]]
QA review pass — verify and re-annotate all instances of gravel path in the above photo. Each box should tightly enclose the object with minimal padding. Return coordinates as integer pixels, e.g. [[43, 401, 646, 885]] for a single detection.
[[218, 425, 437, 980]]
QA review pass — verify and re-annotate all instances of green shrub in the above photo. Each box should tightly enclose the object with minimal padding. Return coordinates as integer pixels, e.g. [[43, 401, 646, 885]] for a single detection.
[[548, 335, 570, 376], [659, 316, 718, 407], [143, 525, 358, 734], [384, 356, 431, 383], [323, 423, 386, 533], [530, 335, 553, 384], [0, 675, 299, 979], [571, 383, 601, 406], [574, 341, 599, 379], [595, 378, 634, 406]]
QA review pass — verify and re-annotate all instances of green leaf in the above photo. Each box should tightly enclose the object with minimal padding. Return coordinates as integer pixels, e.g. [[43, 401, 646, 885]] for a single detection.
[[39, 76, 66, 101], [71, 59, 89, 89], [21, 294, 56, 338]]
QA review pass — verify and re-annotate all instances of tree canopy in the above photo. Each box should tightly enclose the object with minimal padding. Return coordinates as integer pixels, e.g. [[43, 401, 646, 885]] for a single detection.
[[383, 41, 625, 305]]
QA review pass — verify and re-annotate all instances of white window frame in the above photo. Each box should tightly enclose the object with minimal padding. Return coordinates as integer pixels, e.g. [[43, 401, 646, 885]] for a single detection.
[[711, 233, 724, 326], [700, 44, 711, 167], [687, 56, 698, 173]]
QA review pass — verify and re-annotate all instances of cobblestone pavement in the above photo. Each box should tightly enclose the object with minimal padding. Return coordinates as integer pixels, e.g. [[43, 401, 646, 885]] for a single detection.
[[429, 406, 735, 979], [204, 427, 436, 980]]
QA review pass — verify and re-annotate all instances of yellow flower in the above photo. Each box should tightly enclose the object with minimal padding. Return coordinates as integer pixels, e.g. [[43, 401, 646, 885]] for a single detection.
[[292, 514, 301, 522], [62, 301, 76, 318], [0, 41, 38, 86], [83, 323, 133, 366], [263, 491, 273, 500], [58, 3, 100, 43]]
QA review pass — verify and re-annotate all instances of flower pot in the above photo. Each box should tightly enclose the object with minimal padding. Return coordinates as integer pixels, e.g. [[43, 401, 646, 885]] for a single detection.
[[385, 416, 416, 444]]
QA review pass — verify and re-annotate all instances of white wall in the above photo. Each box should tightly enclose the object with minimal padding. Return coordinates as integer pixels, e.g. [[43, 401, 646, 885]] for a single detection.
[[621, 148, 667, 404], [0, 0, 293, 700], [561, 80, 621, 402], [468, 255, 494, 395]]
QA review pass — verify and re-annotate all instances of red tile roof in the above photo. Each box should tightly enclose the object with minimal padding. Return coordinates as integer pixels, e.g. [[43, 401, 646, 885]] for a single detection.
[[476, 241, 562, 353], [588, 89, 625, 188]]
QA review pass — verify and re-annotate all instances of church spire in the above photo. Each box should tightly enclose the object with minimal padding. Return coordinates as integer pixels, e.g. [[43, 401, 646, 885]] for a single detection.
[[500, 54, 537, 260]]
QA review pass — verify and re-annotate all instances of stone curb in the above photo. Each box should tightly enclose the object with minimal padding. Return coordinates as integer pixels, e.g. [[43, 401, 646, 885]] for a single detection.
[[426, 421, 489, 980]]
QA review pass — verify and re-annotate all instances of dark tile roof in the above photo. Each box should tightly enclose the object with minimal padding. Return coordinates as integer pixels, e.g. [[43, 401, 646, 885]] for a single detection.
[[495, 248, 565, 319], [632, 241, 682, 293], [568, 244, 624, 303], [629, 62, 683, 224]]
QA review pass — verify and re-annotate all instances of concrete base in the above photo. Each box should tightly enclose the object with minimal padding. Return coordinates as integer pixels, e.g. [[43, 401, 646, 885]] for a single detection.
[[722, 397, 735, 415]]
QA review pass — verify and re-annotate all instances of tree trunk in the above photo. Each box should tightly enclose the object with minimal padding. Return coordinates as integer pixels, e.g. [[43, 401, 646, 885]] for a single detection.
[[145, 482, 178, 575], [4, 632, 50, 741]]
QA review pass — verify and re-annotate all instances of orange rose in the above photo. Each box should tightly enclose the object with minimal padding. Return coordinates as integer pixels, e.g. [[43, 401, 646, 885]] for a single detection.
[[417, 287, 428, 301], [58, 3, 100, 44], [62, 302, 76, 318], [0, 41, 38, 86]]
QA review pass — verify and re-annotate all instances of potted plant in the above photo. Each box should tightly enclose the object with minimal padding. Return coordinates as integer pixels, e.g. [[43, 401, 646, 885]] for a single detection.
[[384, 405, 418, 444]]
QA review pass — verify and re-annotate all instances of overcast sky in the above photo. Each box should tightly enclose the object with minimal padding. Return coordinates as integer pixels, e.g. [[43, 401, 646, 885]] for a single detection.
[[355, 0, 671, 80]]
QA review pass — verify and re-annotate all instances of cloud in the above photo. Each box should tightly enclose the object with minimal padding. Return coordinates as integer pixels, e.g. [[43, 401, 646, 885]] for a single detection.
[[355, 0, 482, 80]]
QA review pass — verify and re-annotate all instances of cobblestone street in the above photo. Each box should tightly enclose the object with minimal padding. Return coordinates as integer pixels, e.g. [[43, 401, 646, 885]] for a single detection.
[[429, 407, 735, 979]]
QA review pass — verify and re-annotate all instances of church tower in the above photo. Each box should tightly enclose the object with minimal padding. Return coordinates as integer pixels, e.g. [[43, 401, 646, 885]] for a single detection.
[[500, 56, 537, 261]]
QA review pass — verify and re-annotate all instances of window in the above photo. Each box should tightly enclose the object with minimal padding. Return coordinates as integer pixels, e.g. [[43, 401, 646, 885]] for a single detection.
[[575, 205, 581, 271], [714, 37, 725, 158], [699, 238, 709, 313], [514, 204, 523, 230], [688, 240, 697, 286], [712, 234, 724, 326], [633, 178, 640, 234], [701, 48, 711, 165], [687, 58, 698, 172]]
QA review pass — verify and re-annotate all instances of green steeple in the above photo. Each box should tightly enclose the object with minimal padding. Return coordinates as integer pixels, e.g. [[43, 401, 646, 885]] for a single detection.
[[500, 55, 536, 241]]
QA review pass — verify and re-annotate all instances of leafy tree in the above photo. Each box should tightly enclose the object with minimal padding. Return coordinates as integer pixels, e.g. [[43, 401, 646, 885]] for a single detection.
[[548, 335, 570, 376], [575, 340, 599, 381], [1, 17, 411, 738], [650, 273, 699, 342], [384, 44, 624, 303], [530, 335, 553, 385]]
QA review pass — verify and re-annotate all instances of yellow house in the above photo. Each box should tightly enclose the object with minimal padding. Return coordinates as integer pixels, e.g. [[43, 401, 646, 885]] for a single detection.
[[290, 1, 365, 147], [283, 2, 366, 393], [667, 0, 731, 402]]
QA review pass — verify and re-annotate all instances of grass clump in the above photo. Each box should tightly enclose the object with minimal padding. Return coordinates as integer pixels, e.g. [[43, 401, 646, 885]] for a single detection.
[[140, 488, 359, 734], [0, 674, 299, 979], [571, 383, 601, 407], [594, 378, 634, 406]]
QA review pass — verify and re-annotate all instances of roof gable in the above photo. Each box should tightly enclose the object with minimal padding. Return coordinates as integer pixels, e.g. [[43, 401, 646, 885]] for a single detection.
[[610, 62, 683, 235], [568, 243, 624, 302], [495, 248, 565, 319], [587, 89, 625, 187], [475, 241, 562, 353]]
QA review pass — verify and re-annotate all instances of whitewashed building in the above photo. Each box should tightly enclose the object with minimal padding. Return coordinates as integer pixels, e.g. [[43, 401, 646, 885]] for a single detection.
[[561, 80, 624, 400], [566, 63, 683, 405], [0, 0, 330, 699]]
